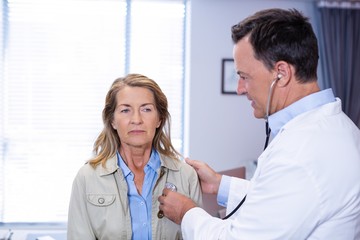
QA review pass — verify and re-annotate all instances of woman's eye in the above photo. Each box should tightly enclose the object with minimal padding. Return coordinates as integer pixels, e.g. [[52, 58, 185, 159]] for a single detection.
[[120, 109, 130, 113], [142, 107, 152, 112]]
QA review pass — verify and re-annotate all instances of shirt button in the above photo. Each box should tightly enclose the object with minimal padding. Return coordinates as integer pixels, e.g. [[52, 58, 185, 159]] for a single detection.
[[98, 198, 105, 204], [157, 211, 164, 218], [140, 201, 144, 205]]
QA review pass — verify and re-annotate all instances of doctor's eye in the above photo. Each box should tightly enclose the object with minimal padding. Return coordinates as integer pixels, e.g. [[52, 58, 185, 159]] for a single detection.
[[239, 74, 248, 81]]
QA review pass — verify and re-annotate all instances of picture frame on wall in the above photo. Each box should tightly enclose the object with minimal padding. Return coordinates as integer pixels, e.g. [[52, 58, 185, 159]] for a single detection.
[[221, 58, 238, 94]]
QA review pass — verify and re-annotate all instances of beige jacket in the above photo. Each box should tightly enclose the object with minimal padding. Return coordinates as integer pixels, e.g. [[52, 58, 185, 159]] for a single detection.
[[67, 154, 202, 240]]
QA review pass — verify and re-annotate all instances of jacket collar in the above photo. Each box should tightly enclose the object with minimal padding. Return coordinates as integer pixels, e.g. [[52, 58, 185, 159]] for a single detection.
[[97, 152, 181, 177]]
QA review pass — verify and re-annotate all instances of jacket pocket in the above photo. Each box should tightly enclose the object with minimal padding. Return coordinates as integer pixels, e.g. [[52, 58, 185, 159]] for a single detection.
[[87, 194, 116, 207]]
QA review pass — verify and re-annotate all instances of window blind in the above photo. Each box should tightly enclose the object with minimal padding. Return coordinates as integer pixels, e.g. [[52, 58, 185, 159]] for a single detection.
[[0, 0, 185, 223], [128, 0, 185, 151]]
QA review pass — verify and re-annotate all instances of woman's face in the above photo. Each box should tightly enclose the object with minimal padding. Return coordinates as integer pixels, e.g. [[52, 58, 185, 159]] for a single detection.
[[112, 86, 161, 149]]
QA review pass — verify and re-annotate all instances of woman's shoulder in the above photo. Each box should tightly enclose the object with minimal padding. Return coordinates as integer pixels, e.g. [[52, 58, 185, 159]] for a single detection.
[[160, 154, 197, 177], [75, 161, 97, 177], [77, 155, 118, 176]]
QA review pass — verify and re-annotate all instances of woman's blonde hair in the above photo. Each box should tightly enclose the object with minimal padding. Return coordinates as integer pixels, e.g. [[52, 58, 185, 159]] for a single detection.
[[89, 73, 181, 167]]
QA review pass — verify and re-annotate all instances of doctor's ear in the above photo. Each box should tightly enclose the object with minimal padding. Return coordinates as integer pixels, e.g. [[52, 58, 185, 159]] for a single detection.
[[274, 62, 291, 87], [276, 74, 290, 88]]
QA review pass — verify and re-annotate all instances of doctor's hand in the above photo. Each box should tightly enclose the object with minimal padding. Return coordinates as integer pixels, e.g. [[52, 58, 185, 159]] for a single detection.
[[185, 158, 222, 195], [158, 188, 196, 225]]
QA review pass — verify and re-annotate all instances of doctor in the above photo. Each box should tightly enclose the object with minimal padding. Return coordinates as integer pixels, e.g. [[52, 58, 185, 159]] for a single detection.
[[158, 8, 360, 239]]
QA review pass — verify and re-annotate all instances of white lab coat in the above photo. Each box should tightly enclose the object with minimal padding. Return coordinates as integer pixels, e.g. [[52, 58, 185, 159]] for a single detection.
[[182, 99, 360, 239]]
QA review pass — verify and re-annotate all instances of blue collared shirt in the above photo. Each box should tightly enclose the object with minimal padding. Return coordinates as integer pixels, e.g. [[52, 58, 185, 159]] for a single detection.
[[268, 88, 336, 136], [218, 88, 336, 206], [117, 149, 161, 240]]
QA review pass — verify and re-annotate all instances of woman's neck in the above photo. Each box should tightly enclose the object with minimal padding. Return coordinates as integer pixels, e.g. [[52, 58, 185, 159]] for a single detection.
[[119, 145, 152, 194]]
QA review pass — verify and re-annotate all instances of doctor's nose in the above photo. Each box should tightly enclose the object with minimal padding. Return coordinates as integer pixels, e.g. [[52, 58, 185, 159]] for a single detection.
[[237, 78, 247, 95]]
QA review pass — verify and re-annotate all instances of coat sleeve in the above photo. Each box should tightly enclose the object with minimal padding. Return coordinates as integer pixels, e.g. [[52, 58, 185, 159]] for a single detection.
[[181, 161, 320, 240], [226, 177, 250, 215], [67, 166, 96, 240]]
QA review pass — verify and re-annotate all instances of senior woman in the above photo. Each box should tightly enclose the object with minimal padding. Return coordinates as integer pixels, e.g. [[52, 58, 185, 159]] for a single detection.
[[67, 74, 202, 240]]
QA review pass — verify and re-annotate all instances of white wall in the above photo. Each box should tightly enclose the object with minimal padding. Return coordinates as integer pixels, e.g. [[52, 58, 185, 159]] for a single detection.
[[185, 0, 318, 172]]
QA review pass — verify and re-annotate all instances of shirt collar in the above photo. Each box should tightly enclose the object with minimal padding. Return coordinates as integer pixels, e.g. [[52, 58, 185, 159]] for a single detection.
[[269, 88, 336, 136], [117, 149, 161, 177]]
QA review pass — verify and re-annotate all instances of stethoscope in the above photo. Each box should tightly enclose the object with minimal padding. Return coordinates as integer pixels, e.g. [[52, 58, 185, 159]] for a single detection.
[[222, 74, 282, 220], [157, 167, 177, 219], [263, 74, 281, 150]]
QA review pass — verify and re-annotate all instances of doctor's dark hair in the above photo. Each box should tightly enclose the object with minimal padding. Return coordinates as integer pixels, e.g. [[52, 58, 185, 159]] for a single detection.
[[231, 8, 318, 83], [89, 73, 180, 167]]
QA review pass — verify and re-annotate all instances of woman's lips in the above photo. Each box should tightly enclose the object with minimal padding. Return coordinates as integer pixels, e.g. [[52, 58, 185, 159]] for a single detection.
[[129, 130, 145, 134]]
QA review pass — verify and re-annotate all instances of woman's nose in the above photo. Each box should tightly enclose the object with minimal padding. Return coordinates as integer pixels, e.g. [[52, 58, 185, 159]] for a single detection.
[[131, 111, 143, 124]]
